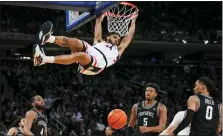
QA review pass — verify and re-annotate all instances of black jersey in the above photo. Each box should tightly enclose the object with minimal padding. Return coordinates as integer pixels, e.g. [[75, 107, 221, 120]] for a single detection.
[[15, 127, 24, 136], [30, 109, 48, 136], [136, 101, 161, 136], [190, 94, 220, 136]]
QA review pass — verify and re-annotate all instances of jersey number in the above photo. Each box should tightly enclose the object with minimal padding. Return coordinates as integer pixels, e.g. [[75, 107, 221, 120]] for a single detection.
[[40, 128, 44, 136], [143, 118, 148, 126], [205, 105, 213, 120], [105, 45, 113, 50]]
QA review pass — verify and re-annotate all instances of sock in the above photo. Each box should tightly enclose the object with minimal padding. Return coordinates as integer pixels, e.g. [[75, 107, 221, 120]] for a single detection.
[[47, 35, 55, 43], [43, 56, 55, 63]]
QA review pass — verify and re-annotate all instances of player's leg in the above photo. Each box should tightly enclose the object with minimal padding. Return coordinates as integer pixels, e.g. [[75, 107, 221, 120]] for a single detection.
[[33, 44, 91, 66], [38, 21, 84, 53]]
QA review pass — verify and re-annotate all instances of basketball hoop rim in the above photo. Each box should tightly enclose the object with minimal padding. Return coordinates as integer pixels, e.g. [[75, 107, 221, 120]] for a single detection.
[[105, 2, 139, 18]]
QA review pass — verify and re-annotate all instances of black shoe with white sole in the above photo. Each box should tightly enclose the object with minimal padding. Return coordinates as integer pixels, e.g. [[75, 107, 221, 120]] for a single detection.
[[37, 21, 53, 45]]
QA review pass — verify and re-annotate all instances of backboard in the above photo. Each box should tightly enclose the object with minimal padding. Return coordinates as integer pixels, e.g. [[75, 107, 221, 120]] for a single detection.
[[0, 1, 119, 31], [65, 1, 119, 32]]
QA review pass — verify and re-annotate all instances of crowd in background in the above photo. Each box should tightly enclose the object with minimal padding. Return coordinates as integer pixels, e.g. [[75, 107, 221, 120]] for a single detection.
[[1, 2, 222, 43], [0, 57, 221, 135]]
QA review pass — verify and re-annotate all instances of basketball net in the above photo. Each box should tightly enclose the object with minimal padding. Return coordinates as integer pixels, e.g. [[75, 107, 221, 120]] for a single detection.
[[106, 2, 139, 36]]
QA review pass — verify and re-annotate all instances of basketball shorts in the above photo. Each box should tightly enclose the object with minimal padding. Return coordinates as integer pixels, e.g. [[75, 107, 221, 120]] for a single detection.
[[74, 40, 108, 75]]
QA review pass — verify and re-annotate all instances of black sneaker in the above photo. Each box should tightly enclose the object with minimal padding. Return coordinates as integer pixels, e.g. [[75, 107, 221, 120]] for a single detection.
[[37, 21, 53, 45]]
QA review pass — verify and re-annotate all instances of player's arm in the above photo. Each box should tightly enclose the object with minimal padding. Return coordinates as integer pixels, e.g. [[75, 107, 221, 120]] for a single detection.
[[140, 104, 167, 133], [159, 126, 176, 136], [118, 13, 138, 57], [24, 111, 36, 136], [159, 112, 182, 135], [94, 14, 105, 44], [172, 95, 198, 135], [126, 104, 137, 136], [217, 103, 222, 135], [44, 126, 48, 136], [7, 127, 16, 136]]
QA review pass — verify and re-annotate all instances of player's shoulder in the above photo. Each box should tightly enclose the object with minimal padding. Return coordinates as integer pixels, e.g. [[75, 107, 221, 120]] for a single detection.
[[158, 102, 167, 110], [188, 95, 199, 101], [9, 127, 17, 131], [133, 103, 139, 108], [132, 102, 142, 110], [25, 110, 37, 117]]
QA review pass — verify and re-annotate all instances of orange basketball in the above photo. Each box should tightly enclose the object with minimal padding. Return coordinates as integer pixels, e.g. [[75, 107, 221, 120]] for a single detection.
[[107, 109, 127, 129]]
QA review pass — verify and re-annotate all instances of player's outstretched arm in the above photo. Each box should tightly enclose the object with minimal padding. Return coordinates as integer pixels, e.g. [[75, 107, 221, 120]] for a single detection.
[[159, 111, 183, 135], [7, 127, 16, 136], [126, 104, 137, 136], [24, 111, 36, 136], [172, 95, 198, 135], [217, 103, 222, 135], [94, 14, 105, 44], [118, 13, 138, 57]]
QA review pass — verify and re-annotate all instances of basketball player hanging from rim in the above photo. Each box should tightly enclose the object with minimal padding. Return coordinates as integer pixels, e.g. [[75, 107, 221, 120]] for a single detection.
[[33, 2, 139, 75]]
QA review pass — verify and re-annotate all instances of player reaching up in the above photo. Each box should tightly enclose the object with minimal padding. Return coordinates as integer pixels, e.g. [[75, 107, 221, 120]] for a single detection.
[[33, 13, 138, 75], [159, 110, 190, 136]]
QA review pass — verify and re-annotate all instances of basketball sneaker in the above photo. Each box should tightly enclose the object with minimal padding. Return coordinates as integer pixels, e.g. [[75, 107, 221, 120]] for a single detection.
[[33, 44, 45, 66], [37, 21, 53, 45]]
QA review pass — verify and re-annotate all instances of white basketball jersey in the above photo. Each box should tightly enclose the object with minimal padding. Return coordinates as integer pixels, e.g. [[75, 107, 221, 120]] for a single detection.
[[93, 41, 119, 67], [170, 111, 190, 135]]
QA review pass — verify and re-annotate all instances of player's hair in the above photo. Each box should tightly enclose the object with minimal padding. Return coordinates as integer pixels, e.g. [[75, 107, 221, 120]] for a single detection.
[[30, 95, 41, 104], [10, 117, 23, 128], [104, 32, 121, 38], [198, 77, 220, 101], [103, 32, 123, 45], [28, 95, 41, 109], [145, 83, 160, 93]]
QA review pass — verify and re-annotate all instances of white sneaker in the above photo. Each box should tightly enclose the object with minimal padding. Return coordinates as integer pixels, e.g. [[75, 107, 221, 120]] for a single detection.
[[33, 44, 45, 66]]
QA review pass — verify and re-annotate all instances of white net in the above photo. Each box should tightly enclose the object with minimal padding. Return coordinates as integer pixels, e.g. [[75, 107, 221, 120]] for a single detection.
[[106, 2, 138, 36]]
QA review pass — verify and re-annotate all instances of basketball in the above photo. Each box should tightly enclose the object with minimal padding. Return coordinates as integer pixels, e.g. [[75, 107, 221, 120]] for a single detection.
[[107, 109, 127, 129]]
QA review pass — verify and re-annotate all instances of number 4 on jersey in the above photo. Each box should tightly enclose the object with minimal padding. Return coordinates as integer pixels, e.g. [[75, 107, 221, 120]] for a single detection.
[[105, 45, 113, 50]]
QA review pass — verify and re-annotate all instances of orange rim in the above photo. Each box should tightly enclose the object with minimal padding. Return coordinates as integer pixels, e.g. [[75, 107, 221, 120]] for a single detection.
[[106, 2, 139, 18]]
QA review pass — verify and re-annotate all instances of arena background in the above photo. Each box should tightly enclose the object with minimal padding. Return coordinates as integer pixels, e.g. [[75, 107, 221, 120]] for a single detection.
[[0, 1, 222, 136]]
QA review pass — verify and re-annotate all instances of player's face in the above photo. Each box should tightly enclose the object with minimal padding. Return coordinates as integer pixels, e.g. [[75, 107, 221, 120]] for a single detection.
[[107, 34, 120, 45], [145, 87, 157, 100], [33, 96, 45, 110], [194, 80, 204, 94], [20, 119, 25, 127]]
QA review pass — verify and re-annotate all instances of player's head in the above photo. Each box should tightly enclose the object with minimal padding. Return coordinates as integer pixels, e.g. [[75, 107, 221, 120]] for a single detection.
[[10, 117, 25, 128], [104, 32, 121, 45], [31, 95, 45, 110], [194, 77, 219, 98], [19, 118, 25, 127], [145, 83, 160, 101]]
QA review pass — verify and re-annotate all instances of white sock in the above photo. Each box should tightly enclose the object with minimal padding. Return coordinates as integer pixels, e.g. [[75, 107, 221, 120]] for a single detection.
[[43, 56, 55, 63], [47, 35, 55, 43]]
